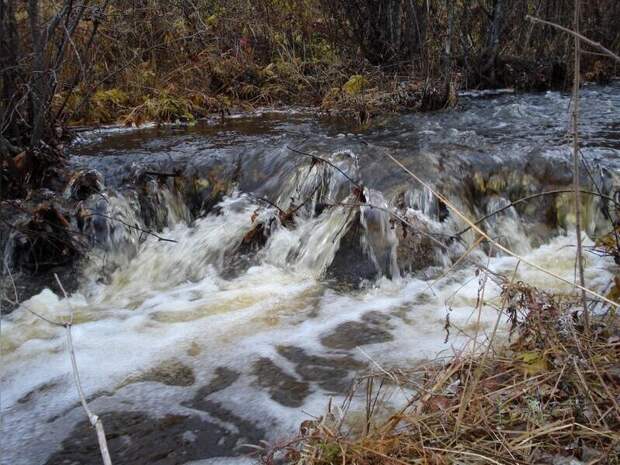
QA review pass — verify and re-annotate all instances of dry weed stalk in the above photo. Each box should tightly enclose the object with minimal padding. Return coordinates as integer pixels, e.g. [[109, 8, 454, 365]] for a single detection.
[[571, 0, 588, 331]]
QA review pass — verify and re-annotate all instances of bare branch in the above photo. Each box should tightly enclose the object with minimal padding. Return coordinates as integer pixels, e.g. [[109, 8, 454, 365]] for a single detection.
[[456, 188, 618, 237], [382, 150, 620, 309], [526, 15, 620, 64]]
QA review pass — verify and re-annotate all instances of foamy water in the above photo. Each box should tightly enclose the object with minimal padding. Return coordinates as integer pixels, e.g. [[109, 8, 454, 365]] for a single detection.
[[2, 84, 620, 464], [1, 188, 614, 465]]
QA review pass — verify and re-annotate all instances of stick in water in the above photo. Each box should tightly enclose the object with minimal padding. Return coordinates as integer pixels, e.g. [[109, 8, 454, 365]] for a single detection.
[[54, 274, 113, 465]]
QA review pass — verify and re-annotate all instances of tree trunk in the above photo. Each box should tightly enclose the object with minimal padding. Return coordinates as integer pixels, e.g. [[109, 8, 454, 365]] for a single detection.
[[28, 0, 46, 146], [0, 0, 20, 143], [482, 0, 504, 84]]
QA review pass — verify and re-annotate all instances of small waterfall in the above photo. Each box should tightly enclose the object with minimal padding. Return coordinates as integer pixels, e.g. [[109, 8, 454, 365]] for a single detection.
[[83, 193, 261, 304], [360, 189, 400, 280], [482, 195, 531, 255], [265, 155, 400, 281], [403, 185, 441, 220], [262, 201, 356, 277], [5, 88, 620, 465], [275, 150, 360, 218]]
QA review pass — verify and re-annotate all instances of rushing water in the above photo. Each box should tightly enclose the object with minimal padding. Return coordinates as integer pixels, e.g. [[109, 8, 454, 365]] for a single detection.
[[2, 85, 620, 465]]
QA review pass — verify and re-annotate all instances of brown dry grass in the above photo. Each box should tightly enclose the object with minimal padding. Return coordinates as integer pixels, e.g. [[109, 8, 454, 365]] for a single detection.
[[264, 280, 620, 465]]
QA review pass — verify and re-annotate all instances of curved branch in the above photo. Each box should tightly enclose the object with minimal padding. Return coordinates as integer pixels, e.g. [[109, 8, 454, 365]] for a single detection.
[[286, 146, 362, 189], [456, 188, 617, 237], [526, 15, 620, 63]]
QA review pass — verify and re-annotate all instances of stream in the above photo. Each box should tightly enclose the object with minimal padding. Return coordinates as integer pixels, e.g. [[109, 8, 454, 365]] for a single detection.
[[2, 84, 620, 465]]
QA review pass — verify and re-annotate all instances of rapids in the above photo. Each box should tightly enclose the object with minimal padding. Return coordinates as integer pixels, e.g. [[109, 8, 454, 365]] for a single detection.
[[2, 84, 620, 465]]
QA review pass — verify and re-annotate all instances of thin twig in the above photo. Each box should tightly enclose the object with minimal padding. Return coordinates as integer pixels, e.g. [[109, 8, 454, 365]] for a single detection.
[[571, 0, 589, 329], [81, 213, 177, 243]]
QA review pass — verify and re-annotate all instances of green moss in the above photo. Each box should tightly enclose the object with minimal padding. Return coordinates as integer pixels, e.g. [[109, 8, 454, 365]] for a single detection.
[[472, 171, 486, 193], [343, 74, 368, 96], [486, 174, 506, 193]]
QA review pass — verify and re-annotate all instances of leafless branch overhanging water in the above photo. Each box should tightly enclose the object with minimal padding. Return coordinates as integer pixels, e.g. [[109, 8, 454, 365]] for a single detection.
[[381, 150, 620, 309], [80, 212, 178, 243], [455, 188, 618, 237], [526, 15, 620, 64]]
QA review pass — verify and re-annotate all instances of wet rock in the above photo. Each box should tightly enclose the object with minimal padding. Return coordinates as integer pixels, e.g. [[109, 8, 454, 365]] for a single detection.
[[190, 399, 265, 446], [186, 342, 201, 357], [361, 310, 392, 326], [252, 357, 310, 407], [44, 409, 263, 465], [47, 390, 115, 424], [327, 214, 380, 284], [320, 320, 394, 350], [137, 178, 184, 231], [184, 367, 240, 411], [220, 214, 277, 279], [276, 345, 364, 369], [65, 169, 104, 201], [277, 345, 365, 393], [17, 380, 60, 404], [124, 359, 195, 387], [183, 171, 234, 217], [182, 394, 267, 458]]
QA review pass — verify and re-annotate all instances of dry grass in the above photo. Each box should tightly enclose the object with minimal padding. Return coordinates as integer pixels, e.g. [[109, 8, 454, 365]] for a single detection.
[[264, 280, 620, 465]]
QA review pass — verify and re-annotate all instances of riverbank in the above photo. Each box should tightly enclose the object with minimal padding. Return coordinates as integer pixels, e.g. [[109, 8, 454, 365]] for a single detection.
[[63, 60, 609, 129], [267, 294, 620, 465]]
